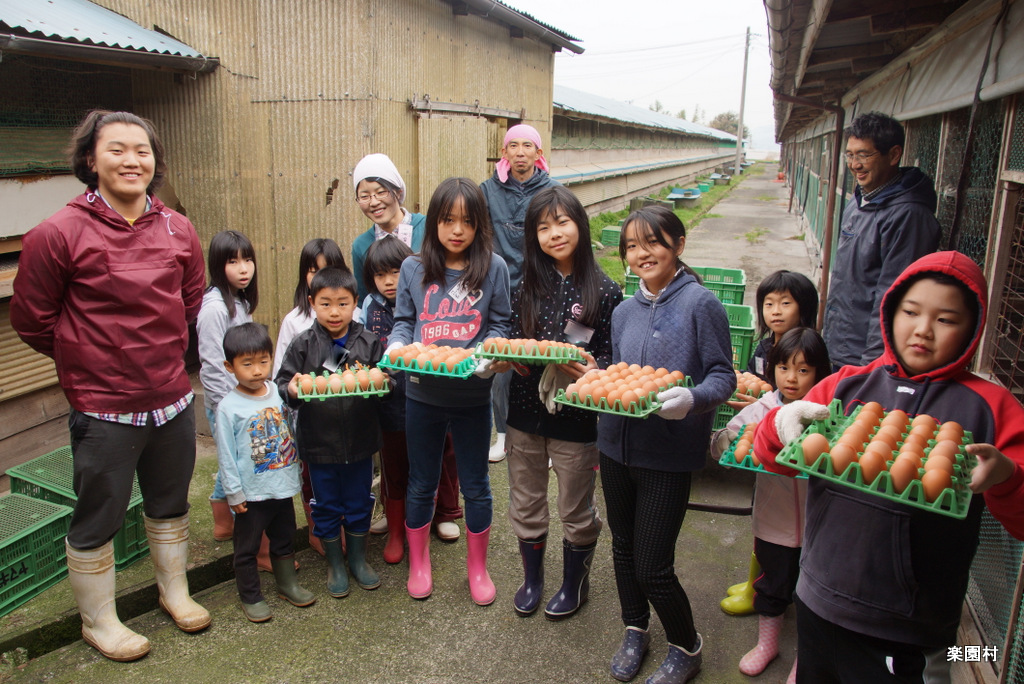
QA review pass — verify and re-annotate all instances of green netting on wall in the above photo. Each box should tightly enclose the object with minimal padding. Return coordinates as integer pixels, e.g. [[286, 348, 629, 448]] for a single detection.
[[991, 192, 1024, 402], [0, 54, 132, 176], [967, 510, 1024, 679], [1008, 98, 1024, 171], [935, 101, 1002, 264]]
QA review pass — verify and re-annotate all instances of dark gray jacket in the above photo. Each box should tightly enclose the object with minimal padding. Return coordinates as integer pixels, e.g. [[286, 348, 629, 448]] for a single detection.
[[822, 167, 940, 367], [479, 169, 560, 290]]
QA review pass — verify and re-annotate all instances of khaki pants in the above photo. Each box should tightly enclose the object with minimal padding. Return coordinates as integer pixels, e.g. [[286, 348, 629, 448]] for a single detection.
[[506, 426, 601, 545]]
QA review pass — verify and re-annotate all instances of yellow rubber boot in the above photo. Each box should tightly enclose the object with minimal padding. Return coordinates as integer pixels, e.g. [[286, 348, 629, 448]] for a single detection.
[[720, 551, 759, 615]]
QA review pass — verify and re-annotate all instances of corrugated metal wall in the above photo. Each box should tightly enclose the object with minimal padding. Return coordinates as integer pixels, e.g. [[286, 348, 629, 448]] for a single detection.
[[100, 0, 556, 334]]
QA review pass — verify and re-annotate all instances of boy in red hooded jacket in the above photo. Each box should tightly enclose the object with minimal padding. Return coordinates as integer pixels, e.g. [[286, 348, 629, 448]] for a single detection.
[[754, 251, 1024, 682]]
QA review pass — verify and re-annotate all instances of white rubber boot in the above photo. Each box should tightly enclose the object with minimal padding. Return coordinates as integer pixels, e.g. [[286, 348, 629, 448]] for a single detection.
[[144, 514, 212, 632], [65, 540, 150, 662], [488, 432, 507, 463]]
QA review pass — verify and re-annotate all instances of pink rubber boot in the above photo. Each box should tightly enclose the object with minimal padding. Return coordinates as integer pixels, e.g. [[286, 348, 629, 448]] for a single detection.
[[405, 522, 432, 599], [466, 527, 496, 606], [739, 614, 782, 675]]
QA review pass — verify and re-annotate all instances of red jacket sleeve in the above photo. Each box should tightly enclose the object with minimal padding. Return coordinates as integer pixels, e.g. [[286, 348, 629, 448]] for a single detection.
[[980, 389, 1024, 541], [180, 219, 206, 324], [10, 221, 69, 358]]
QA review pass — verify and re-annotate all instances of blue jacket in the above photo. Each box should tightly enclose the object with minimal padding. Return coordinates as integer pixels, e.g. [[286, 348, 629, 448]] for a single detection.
[[479, 170, 560, 290], [822, 167, 940, 367], [597, 271, 735, 472]]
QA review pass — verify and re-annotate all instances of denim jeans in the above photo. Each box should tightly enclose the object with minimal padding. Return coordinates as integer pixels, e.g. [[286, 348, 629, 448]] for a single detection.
[[405, 398, 492, 533], [206, 406, 226, 501]]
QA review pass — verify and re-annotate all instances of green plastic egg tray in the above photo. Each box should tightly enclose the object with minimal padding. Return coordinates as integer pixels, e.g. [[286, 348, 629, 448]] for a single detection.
[[774, 401, 976, 519], [718, 430, 807, 479], [297, 370, 391, 401], [552, 376, 691, 419], [377, 351, 477, 379], [474, 340, 585, 365]]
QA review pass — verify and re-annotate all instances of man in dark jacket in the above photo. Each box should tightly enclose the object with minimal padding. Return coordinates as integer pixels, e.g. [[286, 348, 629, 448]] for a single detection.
[[822, 111, 940, 368], [480, 124, 561, 461]]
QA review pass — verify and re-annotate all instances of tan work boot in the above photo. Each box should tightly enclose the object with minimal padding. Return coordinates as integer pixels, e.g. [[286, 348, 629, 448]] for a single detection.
[[144, 514, 212, 632], [65, 539, 151, 662]]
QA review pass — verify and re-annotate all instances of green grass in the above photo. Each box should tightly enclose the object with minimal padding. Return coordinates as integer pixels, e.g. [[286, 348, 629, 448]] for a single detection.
[[588, 170, 744, 287]]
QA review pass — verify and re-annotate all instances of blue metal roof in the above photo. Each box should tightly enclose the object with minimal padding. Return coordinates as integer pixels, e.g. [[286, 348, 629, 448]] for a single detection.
[[553, 85, 737, 142], [0, 0, 203, 56]]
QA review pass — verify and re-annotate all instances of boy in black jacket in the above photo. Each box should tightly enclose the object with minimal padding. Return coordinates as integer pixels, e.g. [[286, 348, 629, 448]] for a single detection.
[[276, 267, 383, 599]]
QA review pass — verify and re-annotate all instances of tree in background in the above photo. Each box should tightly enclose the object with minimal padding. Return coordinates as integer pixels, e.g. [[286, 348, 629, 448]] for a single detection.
[[709, 111, 751, 140], [649, 100, 666, 114], [676, 108, 687, 120]]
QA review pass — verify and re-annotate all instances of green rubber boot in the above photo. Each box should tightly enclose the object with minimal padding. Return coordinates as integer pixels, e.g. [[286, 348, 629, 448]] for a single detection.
[[271, 554, 316, 607], [323, 536, 350, 598], [721, 551, 759, 615], [344, 531, 381, 590]]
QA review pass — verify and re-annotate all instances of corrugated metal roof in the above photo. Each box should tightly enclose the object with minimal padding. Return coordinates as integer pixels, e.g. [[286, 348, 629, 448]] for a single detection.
[[553, 84, 737, 142], [0, 0, 203, 57], [499, 0, 580, 42]]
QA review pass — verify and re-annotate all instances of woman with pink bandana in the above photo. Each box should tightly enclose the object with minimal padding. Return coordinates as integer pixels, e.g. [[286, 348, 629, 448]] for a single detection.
[[480, 124, 561, 462]]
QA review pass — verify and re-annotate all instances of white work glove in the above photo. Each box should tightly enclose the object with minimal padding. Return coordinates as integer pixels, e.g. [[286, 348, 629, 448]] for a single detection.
[[473, 358, 494, 378], [656, 386, 694, 420], [538, 364, 571, 414], [710, 428, 739, 460], [774, 400, 830, 444]]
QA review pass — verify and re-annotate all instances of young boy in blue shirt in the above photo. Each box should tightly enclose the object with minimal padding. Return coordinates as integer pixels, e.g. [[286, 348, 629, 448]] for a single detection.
[[276, 267, 385, 599], [215, 323, 314, 623]]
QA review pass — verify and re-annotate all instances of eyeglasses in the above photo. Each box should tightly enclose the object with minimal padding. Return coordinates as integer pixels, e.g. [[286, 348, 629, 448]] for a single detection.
[[844, 151, 880, 163], [357, 189, 392, 204]]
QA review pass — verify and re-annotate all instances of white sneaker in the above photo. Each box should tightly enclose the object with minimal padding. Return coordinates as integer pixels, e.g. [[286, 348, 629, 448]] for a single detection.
[[434, 521, 460, 541], [488, 433, 507, 463], [370, 514, 388, 535]]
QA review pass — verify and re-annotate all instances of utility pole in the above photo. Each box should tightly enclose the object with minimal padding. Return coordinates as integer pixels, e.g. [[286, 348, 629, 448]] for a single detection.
[[735, 26, 750, 176]]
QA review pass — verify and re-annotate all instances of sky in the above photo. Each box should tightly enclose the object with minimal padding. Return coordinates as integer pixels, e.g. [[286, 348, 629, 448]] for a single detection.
[[505, 0, 779, 150]]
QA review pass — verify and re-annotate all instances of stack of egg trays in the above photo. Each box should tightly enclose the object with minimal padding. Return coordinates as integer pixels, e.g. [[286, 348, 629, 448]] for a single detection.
[[718, 430, 808, 479], [297, 369, 391, 401], [553, 376, 693, 419], [775, 400, 975, 519], [474, 340, 585, 365], [377, 349, 477, 379]]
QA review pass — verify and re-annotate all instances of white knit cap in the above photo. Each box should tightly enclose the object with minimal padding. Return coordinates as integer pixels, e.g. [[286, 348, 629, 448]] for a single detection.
[[352, 153, 406, 203]]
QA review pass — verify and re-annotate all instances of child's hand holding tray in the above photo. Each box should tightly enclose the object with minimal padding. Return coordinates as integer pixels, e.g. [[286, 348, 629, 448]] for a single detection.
[[475, 338, 585, 365], [378, 343, 477, 379], [718, 422, 808, 478], [297, 367, 390, 401], [774, 400, 976, 519], [553, 362, 689, 418]]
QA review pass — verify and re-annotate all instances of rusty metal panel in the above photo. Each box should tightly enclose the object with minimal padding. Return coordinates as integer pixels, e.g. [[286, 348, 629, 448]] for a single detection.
[[417, 115, 489, 205], [0, 301, 57, 402]]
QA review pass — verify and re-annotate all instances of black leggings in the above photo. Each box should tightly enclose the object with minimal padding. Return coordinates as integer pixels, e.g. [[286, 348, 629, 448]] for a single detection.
[[600, 453, 698, 650]]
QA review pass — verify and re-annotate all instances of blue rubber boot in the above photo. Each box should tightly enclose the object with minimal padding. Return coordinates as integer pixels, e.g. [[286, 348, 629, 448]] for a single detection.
[[544, 538, 595, 621], [610, 626, 651, 682], [646, 634, 702, 684], [322, 536, 349, 598], [513, 536, 546, 616]]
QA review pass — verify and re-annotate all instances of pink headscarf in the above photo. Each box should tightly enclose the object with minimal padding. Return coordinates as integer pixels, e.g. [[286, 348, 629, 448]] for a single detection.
[[495, 124, 550, 182]]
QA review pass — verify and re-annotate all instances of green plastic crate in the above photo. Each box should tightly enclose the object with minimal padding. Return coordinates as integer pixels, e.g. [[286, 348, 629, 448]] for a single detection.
[[713, 403, 737, 431], [693, 266, 746, 305], [697, 182, 712, 193], [723, 303, 756, 370], [600, 226, 621, 247], [0, 493, 73, 617], [7, 447, 149, 570], [624, 272, 640, 296]]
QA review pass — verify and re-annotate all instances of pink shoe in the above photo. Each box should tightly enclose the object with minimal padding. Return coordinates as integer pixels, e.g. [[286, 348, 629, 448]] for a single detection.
[[405, 522, 432, 599], [786, 656, 797, 684], [466, 527, 495, 606]]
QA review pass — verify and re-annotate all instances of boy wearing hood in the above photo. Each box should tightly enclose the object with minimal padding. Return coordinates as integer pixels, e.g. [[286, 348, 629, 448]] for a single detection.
[[823, 112, 941, 368], [755, 251, 1024, 682]]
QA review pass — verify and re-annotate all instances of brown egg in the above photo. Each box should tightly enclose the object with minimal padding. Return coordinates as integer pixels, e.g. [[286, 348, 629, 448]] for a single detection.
[[889, 456, 920, 494], [928, 439, 960, 463], [896, 445, 923, 468], [355, 369, 371, 390], [537, 340, 551, 355], [388, 347, 404, 364], [858, 449, 888, 486], [607, 386, 625, 410], [368, 368, 385, 389], [670, 370, 686, 383], [872, 425, 903, 452], [802, 432, 831, 467], [401, 348, 418, 366], [328, 373, 343, 394], [909, 414, 937, 435], [734, 440, 751, 462], [314, 375, 329, 394], [861, 401, 884, 416], [342, 371, 358, 393], [838, 422, 870, 450], [881, 409, 909, 430], [856, 412, 881, 430], [863, 440, 895, 462], [524, 339, 540, 354], [750, 449, 762, 466], [620, 389, 639, 409], [901, 432, 930, 452], [488, 337, 508, 353], [924, 453, 955, 476], [830, 442, 858, 476], [414, 352, 433, 369], [936, 421, 964, 444], [566, 382, 580, 397], [921, 469, 952, 503], [590, 384, 609, 407], [641, 380, 660, 398]]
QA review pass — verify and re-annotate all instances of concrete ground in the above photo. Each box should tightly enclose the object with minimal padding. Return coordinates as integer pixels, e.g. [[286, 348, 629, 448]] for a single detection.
[[1, 163, 815, 684]]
